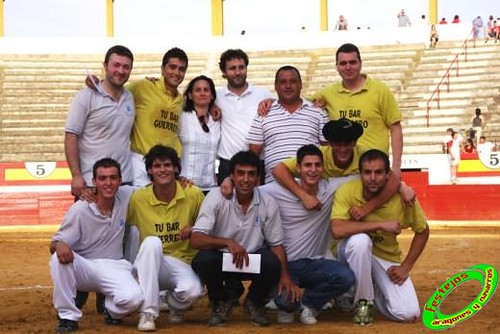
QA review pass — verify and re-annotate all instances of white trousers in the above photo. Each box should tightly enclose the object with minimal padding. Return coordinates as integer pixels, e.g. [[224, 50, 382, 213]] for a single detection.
[[131, 152, 151, 187], [134, 236, 204, 316], [49, 253, 143, 321], [337, 233, 420, 322]]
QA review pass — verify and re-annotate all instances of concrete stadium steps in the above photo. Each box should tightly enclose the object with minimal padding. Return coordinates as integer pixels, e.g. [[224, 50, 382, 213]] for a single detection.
[[1, 42, 499, 161]]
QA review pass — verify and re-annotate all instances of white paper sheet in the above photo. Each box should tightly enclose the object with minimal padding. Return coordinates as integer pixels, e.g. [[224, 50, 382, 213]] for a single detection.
[[222, 253, 261, 274]]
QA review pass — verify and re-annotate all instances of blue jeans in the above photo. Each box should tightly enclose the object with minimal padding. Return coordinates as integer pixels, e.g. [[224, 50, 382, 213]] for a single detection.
[[272, 258, 355, 311]]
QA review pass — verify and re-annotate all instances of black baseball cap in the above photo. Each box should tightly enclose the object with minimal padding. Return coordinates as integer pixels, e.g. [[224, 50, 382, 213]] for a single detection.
[[322, 118, 364, 143]]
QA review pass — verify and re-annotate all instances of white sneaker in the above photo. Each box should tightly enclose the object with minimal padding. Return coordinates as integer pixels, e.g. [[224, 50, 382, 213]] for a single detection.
[[138, 313, 156, 332], [168, 309, 185, 324], [264, 299, 278, 310], [322, 299, 334, 311], [159, 293, 169, 312], [300, 304, 318, 325], [277, 310, 294, 324]]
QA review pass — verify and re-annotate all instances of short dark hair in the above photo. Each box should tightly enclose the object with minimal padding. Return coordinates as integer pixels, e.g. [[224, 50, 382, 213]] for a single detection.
[[104, 45, 134, 65], [229, 151, 260, 175], [359, 149, 390, 173], [144, 145, 181, 181], [218, 49, 249, 72], [475, 108, 481, 115], [162, 47, 188, 68], [183, 75, 217, 112], [274, 65, 302, 84], [297, 144, 323, 164], [92, 158, 121, 179], [335, 43, 361, 64]]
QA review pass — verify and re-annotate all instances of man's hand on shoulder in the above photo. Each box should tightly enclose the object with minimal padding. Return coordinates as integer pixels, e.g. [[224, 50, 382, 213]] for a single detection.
[[257, 98, 276, 117], [220, 177, 233, 199]]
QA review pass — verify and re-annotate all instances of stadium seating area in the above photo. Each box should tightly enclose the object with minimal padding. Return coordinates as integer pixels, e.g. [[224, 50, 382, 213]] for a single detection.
[[0, 40, 498, 162]]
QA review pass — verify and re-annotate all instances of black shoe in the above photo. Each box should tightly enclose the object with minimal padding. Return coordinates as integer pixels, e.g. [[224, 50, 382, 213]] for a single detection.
[[56, 318, 79, 333], [74, 291, 88, 309], [95, 293, 106, 315], [102, 308, 123, 326], [243, 297, 270, 327], [208, 301, 233, 327]]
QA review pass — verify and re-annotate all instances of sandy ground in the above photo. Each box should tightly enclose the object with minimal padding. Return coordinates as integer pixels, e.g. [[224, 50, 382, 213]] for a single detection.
[[1, 225, 499, 334]]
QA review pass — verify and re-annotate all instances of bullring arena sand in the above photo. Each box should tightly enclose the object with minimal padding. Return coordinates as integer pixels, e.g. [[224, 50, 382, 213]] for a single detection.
[[1, 223, 499, 334]]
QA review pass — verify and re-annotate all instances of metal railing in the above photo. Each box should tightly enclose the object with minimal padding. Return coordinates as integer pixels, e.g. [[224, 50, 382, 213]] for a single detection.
[[425, 29, 475, 127]]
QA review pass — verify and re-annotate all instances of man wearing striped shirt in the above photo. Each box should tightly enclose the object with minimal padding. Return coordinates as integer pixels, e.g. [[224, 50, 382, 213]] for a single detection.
[[246, 66, 328, 183]]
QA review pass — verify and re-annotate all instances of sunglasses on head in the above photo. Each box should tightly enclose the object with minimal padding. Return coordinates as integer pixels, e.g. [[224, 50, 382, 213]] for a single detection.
[[198, 116, 209, 133]]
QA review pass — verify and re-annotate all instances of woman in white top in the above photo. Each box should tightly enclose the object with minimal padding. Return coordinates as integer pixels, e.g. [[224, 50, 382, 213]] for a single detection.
[[178, 75, 221, 193]]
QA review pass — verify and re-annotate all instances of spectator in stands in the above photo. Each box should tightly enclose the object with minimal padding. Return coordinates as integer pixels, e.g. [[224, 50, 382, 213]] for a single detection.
[[247, 65, 328, 183], [452, 15, 461, 24], [485, 15, 495, 42], [477, 136, 496, 154], [178, 75, 220, 194], [449, 131, 461, 184], [462, 138, 477, 154], [429, 25, 439, 48], [215, 49, 273, 185], [439, 17, 448, 25], [442, 128, 453, 154], [65, 45, 135, 312], [470, 107, 485, 145], [397, 9, 411, 27], [309, 43, 404, 177], [472, 16, 484, 41], [334, 15, 348, 31]]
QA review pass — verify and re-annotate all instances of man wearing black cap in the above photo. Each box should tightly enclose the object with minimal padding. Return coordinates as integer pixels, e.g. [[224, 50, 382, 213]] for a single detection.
[[273, 119, 404, 219]]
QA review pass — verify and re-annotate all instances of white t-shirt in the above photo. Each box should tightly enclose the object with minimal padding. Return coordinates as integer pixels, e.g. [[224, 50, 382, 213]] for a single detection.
[[216, 84, 273, 160]]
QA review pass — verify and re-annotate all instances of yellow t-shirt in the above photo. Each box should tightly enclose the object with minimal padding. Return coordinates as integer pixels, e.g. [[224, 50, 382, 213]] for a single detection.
[[127, 182, 204, 264], [128, 79, 183, 156], [311, 76, 401, 154], [331, 178, 428, 263], [282, 145, 360, 178]]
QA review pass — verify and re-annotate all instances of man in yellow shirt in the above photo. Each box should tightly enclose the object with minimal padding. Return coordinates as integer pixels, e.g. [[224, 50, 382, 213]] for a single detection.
[[128, 48, 188, 186], [311, 43, 403, 176], [331, 149, 429, 326], [127, 145, 205, 331]]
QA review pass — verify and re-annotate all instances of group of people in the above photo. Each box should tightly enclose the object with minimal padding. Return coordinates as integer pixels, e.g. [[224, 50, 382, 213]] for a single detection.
[[442, 107, 496, 184], [50, 42, 430, 333]]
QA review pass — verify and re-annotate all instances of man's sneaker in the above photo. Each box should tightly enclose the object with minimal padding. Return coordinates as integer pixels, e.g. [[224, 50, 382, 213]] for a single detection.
[[322, 299, 334, 311], [277, 310, 294, 324], [264, 299, 278, 310], [243, 297, 270, 327], [159, 293, 169, 312], [102, 308, 123, 326], [300, 303, 319, 325], [56, 318, 79, 333], [208, 301, 233, 327], [138, 313, 156, 332], [96, 292, 106, 315], [334, 294, 354, 313], [168, 308, 185, 324], [353, 299, 374, 326], [74, 291, 88, 309]]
